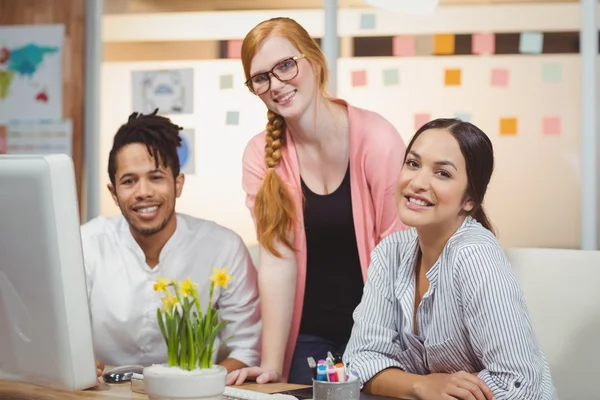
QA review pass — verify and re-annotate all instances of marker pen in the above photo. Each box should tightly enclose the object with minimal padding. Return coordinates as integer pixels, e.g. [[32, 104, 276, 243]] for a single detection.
[[307, 357, 317, 380], [326, 364, 338, 382], [316, 360, 328, 381], [335, 362, 346, 383]]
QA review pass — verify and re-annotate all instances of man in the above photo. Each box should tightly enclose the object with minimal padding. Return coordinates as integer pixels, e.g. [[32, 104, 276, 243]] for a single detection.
[[81, 110, 261, 374]]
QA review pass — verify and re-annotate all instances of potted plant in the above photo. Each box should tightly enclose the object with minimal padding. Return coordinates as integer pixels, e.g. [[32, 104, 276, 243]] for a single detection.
[[143, 267, 233, 400]]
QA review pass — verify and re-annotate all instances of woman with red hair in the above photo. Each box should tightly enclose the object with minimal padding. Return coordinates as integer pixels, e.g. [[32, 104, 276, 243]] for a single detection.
[[227, 17, 408, 385]]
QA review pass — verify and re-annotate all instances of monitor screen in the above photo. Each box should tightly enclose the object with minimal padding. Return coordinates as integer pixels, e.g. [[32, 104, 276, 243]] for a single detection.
[[0, 154, 97, 391]]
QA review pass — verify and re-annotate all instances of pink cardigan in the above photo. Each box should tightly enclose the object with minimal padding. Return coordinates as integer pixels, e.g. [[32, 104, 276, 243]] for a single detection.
[[241, 103, 407, 381]]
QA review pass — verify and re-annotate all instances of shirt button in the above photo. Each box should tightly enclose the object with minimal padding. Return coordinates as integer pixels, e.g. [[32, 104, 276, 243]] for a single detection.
[[514, 381, 521, 388]]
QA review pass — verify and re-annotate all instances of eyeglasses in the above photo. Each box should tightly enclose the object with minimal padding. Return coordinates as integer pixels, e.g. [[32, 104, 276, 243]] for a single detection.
[[245, 54, 306, 96]]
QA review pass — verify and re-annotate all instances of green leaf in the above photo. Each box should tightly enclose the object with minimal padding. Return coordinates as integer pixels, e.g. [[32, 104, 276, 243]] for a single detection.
[[156, 308, 168, 346]]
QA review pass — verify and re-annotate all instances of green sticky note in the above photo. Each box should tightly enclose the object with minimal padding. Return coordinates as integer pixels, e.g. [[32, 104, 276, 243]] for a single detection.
[[220, 74, 233, 89], [360, 13, 376, 30], [454, 112, 471, 122], [519, 32, 543, 54], [542, 63, 561, 83], [226, 111, 239, 126], [382, 68, 400, 86]]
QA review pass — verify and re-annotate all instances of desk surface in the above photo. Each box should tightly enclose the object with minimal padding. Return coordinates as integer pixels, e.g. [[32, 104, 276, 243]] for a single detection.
[[0, 379, 308, 400]]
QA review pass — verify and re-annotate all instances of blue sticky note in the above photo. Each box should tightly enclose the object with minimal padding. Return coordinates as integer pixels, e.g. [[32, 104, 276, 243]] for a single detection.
[[382, 68, 400, 86], [454, 112, 472, 122], [226, 111, 239, 126], [519, 32, 543, 54], [360, 13, 376, 30], [219, 74, 233, 89], [542, 63, 562, 83]]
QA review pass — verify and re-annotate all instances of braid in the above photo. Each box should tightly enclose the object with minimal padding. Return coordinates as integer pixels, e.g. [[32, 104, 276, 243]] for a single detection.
[[265, 110, 285, 168], [108, 109, 183, 185], [254, 109, 296, 257]]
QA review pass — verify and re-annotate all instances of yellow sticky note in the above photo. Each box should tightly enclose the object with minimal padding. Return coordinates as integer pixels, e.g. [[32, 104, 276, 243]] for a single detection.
[[434, 34, 455, 54], [500, 118, 518, 135], [445, 69, 461, 86]]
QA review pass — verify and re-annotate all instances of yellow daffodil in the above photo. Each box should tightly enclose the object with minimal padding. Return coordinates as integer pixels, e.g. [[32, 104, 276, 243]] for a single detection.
[[160, 292, 179, 313], [154, 275, 170, 293], [209, 267, 233, 289], [179, 277, 199, 297]]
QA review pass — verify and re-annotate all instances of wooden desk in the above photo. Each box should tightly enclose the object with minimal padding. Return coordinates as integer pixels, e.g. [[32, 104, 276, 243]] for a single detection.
[[0, 378, 309, 399]]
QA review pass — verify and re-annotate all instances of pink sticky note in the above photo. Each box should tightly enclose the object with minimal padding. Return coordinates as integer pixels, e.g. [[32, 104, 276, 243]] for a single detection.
[[543, 116, 561, 136], [0, 125, 6, 154], [491, 68, 509, 87], [472, 33, 495, 55], [227, 40, 243, 59], [414, 113, 431, 130], [351, 70, 367, 87], [393, 36, 416, 57]]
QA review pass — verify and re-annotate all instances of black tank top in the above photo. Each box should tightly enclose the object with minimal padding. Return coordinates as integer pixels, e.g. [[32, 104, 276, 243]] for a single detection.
[[298, 165, 365, 345]]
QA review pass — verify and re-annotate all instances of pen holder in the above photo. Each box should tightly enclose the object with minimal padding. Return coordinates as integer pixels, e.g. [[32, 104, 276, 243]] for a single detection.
[[312, 378, 360, 400]]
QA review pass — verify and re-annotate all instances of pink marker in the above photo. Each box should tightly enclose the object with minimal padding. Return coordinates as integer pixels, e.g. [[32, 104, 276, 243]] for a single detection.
[[326, 364, 338, 382]]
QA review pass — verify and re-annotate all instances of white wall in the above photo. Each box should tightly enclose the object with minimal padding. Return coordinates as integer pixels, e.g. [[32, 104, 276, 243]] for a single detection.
[[100, 2, 594, 248]]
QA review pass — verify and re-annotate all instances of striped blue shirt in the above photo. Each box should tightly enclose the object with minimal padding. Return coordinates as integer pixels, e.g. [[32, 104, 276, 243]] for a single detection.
[[343, 217, 558, 399]]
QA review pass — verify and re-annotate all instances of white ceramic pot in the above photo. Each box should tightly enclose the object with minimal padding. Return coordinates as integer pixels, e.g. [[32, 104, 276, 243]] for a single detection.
[[143, 364, 227, 400]]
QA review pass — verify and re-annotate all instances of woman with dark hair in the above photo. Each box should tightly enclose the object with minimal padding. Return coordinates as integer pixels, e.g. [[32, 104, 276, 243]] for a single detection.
[[343, 119, 558, 399]]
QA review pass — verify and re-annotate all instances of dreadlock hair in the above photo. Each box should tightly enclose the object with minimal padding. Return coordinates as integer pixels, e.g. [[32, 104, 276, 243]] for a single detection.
[[108, 109, 183, 186]]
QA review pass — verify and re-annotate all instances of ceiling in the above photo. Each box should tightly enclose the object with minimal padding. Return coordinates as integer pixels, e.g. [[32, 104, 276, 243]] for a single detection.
[[104, 0, 577, 14]]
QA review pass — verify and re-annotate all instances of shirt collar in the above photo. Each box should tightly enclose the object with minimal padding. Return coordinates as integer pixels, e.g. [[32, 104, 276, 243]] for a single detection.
[[120, 214, 183, 271]]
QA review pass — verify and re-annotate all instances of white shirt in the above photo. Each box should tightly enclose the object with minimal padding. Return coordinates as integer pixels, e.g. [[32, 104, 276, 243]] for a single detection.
[[81, 213, 261, 367], [344, 217, 558, 400]]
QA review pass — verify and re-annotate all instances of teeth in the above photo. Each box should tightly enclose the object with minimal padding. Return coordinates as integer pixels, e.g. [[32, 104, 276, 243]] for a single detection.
[[409, 197, 430, 206], [138, 206, 158, 213], [278, 91, 295, 102]]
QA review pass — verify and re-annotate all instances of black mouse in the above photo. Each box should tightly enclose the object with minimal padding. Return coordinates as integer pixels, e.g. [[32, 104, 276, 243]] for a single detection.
[[102, 364, 144, 383]]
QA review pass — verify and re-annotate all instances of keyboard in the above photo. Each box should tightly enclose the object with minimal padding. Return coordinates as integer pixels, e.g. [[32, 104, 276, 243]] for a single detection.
[[223, 386, 299, 399]]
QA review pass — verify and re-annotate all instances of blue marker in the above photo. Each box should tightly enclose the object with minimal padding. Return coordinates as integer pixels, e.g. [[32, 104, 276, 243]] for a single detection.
[[316, 359, 328, 381]]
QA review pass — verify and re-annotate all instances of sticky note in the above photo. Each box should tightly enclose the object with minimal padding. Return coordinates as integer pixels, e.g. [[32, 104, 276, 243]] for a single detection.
[[0, 125, 6, 154], [491, 68, 509, 87], [454, 113, 471, 122], [393, 36, 416, 57], [227, 40, 243, 59], [382, 68, 400, 86], [472, 33, 495, 55], [219, 74, 233, 89], [415, 35, 434, 56], [351, 70, 367, 87], [226, 111, 240, 126], [445, 69, 461, 86], [542, 63, 562, 83], [360, 13, 376, 30], [500, 117, 518, 136], [434, 34, 455, 54], [414, 113, 431, 130], [543, 116, 561, 136], [519, 32, 543, 54]]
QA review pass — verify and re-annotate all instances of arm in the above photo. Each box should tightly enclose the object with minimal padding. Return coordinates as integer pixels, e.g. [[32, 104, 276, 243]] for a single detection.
[[227, 137, 297, 384], [217, 237, 261, 370], [364, 117, 408, 240], [343, 247, 415, 398], [226, 242, 297, 385], [256, 241, 297, 375], [459, 244, 556, 399]]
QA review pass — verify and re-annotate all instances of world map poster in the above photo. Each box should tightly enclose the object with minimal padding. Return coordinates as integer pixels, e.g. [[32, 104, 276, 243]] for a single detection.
[[0, 24, 64, 124]]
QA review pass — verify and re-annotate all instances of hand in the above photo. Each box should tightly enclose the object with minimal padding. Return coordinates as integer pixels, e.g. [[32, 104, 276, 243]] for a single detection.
[[95, 359, 105, 385], [415, 371, 495, 400], [226, 366, 281, 386]]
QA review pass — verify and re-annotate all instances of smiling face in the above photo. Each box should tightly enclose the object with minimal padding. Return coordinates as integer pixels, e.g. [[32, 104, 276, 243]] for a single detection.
[[249, 35, 317, 119], [108, 143, 184, 237], [397, 128, 474, 232]]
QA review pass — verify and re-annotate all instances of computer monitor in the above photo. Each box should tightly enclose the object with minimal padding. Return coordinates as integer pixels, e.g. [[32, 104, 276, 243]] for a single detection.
[[0, 154, 97, 391]]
